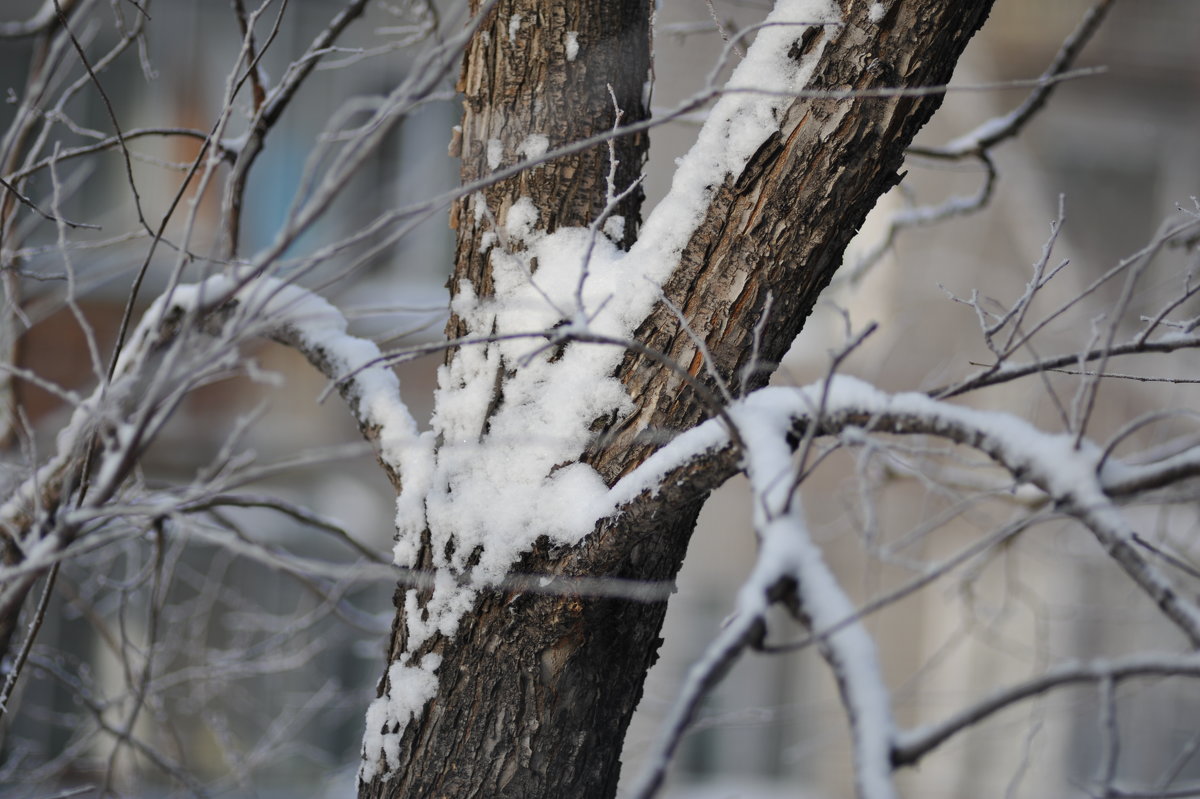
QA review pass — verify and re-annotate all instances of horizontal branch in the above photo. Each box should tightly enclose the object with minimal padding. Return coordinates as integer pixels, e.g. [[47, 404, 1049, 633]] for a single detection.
[[892, 652, 1200, 767], [3, 128, 227, 183], [0, 275, 421, 590], [588, 376, 1200, 648], [936, 333, 1200, 398]]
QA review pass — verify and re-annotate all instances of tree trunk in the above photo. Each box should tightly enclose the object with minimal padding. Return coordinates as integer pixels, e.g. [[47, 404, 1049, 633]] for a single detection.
[[360, 2, 994, 797]]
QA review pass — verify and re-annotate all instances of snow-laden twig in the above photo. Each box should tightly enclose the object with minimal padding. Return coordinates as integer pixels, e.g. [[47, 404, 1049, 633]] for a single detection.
[[0, 0, 77, 38], [738, 399, 897, 799], [0, 274, 421, 599], [626, 386, 899, 799], [601, 375, 1200, 654], [763, 512, 1047, 656], [843, 153, 995, 284], [624, 572, 769, 799], [846, 0, 1115, 282], [927, 0, 1116, 158]]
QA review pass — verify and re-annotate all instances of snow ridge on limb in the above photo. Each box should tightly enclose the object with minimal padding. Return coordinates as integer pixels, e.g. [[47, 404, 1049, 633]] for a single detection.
[[624, 0, 841, 306], [0, 274, 423, 543], [622, 373, 1200, 798], [130, 275, 423, 484], [736, 399, 896, 799], [0, 274, 424, 673], [649, 378, 1200, 644], [626, 390, 897, 799]]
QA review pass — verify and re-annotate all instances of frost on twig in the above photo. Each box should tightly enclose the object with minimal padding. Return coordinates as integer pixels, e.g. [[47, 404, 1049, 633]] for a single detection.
[[934, 208, 1200, 400], [845, 0, 1115, 283], [0, 273, 420, 602]]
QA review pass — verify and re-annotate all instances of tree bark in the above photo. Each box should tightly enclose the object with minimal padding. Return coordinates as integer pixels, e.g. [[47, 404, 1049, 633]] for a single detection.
[[446, 0, 651, 346], [360, 2, 994, 797]]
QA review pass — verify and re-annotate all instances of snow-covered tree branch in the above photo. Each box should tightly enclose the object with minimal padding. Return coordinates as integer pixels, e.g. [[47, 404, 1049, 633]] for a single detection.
[[3, 0, 1199, 797]]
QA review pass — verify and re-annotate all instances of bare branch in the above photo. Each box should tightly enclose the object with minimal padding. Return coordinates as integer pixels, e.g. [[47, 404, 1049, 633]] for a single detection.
[[893, 653, 1200, 767], [848, 0, 1114, 281], [0, 0, 77, 38]]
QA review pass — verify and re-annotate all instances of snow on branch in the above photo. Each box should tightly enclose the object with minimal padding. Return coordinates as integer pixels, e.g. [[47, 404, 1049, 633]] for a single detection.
[[846, 0, 1116, 283], [737, 398, 897, 799], [627, 385, 898, 799], [620, 366, 1200, 797], [0, 0, 77, 39], [0, 274, 423, 573], [361, 1, 848, 777], [758, 377, 1200, 645], [128, 275, 422, 484], [586, 348, 1200, 668]]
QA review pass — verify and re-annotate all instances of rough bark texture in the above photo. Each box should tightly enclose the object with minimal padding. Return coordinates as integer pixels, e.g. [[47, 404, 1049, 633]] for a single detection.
[[588, 0, 996, 480], [445, 0, 651, 345], [361, 2, 995, 797]]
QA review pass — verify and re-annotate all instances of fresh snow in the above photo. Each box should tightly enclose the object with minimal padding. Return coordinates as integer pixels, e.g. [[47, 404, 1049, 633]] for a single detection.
[[361, 655, 441, 781], [486, 137, 503, 170], [734, 395, 895, 799], [628, 0, 840, 302], [175, 276, 420, 477], [362, 0, 850, 780], [75, 255, 1168, 791], [121, 274, 430, 566], [519, 133, 550, 162], [19, 243, 1187, 790]]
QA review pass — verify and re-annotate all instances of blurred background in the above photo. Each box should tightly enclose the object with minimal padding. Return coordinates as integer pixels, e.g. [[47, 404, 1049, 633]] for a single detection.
[[637, 2, 1200, 798], [1, 0, 1198, 797]]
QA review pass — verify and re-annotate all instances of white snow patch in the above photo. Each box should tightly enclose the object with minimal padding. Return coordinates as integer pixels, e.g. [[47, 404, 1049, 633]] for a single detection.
[[594, 415, 729, 515], [359, 654, 442, 782], [868, 2, 885, 23], [218, 131, 250, 155], [471, 191, 488, 224], [518, 133, 550, 162], [479, 230, 498, 253], [508, 14, 522, 44], [564, 31, 580, 61], [361, 0, 845, 778], [603, 215, 625, 242], [486, 138, 503, 170], [943, 112, 1016, 156], [504, 196, 540, 243]]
